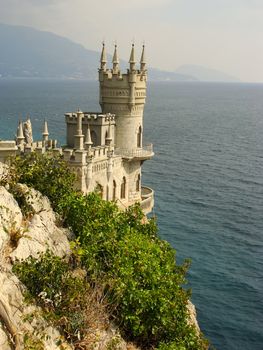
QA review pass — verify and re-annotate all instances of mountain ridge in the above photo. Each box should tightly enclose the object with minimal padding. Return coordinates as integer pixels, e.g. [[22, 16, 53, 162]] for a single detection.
[[0, 23, 239, 82]]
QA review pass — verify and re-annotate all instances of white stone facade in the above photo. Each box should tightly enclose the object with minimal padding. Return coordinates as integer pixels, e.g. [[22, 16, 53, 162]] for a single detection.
[[0, 44, 154, 214]]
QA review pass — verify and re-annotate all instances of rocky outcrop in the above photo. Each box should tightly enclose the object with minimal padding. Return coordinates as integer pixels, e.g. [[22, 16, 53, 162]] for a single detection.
[[0, 183, 139, 349], [0, 184, 73, 349], [9, 184, 71, 262]]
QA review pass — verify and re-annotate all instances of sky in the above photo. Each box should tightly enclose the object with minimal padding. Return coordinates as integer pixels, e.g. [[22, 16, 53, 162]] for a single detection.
[[0, 0, 262, 82]]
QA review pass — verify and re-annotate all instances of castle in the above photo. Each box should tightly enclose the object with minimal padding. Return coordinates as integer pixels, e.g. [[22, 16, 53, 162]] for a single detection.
[[0, 44, 154, 214]]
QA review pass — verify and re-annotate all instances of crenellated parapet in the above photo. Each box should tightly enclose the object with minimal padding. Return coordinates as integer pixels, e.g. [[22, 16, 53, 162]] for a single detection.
[[98, 43, 147, 151], [65, 111, 116, 148]]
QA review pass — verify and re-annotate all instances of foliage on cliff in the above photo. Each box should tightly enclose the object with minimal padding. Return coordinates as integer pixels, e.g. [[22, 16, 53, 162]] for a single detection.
[[5, 153, 208, 350]]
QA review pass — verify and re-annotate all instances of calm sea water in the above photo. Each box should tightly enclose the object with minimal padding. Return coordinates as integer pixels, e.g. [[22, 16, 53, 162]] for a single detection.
[[0, 79, 262, 350]]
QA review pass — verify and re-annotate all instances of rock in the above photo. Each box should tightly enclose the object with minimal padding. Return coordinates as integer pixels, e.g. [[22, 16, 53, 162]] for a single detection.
[[0, 271, 72, 350], [85, 325, 134, 350], [0, 185, 73, 349], [9, 184, 71, 262], [0, 323, 12, 350], [0, 162, 9, 183], [0, 187, 23, 263], [187, 300, 200, 333], [13, 183, 52, 214]]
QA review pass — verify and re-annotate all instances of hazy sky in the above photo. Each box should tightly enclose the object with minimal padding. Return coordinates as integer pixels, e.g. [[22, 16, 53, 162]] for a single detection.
[[0, 0, 262, 82]]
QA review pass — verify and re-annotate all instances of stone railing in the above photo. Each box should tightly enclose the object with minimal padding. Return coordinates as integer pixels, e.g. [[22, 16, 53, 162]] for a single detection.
[[114, 144, 153, 159], [141, 186, 154, 214]]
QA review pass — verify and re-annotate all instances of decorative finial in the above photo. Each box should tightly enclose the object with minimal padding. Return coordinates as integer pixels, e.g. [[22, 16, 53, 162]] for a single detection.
[[129, 43, 136, 64], [85, 124, 93, 150], [100, 41, 107, 70], [112, 43, 120, 74], [140, 44, 146, 72]]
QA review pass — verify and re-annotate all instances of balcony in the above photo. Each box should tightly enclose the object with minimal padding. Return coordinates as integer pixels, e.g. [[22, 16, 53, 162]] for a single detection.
[[141, 186, 154, 214], [115, 144, 154, 161]]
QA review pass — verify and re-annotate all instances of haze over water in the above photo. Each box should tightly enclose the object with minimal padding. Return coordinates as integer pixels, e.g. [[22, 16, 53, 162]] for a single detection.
[[0, 79, 262, 350]]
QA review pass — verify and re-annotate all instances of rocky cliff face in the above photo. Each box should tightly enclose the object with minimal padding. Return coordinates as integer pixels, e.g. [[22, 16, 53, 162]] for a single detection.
[[0, 184, 139, 350], [0, 185, 73, 349], [0, 163, 200, 349]]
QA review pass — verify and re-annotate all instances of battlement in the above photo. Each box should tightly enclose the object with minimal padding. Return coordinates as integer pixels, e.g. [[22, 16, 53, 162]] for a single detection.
[[65, 112, 115, 125]]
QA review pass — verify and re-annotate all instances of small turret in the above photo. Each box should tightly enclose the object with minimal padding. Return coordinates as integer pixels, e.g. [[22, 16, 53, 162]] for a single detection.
[[100, 42, 107, 71], [85, 124, 93, 155], [105, 121, 113, 147], [140, 44, 146, 73], [16, 120, 25, 147], [112, 44, 120, 75], [129, 44, 136, 72], [74, 109, 84, 150], [42, 120, 49, 145]]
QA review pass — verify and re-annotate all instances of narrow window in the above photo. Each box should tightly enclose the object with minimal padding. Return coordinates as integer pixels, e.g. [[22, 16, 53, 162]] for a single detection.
[[121, 177, 126, 199], [112, 180, 117, 201], [137, 126, 142, 148], [136, 174, 141, 192]]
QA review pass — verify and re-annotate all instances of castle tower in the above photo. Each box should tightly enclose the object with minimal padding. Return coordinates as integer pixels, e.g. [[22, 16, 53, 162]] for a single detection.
[[99, 44, 147, 151]]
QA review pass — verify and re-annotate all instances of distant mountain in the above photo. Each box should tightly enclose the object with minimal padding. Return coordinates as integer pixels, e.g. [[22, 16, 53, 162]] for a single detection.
[[0, 23, 99, 79], [0, 23, 196, 81], [175, 64, 240, 82]]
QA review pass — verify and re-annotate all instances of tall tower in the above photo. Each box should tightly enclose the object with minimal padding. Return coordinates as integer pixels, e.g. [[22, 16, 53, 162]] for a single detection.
[[99, 43, 147, 151]]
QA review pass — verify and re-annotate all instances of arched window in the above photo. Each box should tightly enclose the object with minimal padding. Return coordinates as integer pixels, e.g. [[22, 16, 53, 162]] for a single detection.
[[91, 131, 97, 146], [137, 126, 142, 148], [112, 180, 117, 201], [120, 177, 126, 199], [105, 131, 108, 144], [95, 183, 103, 199], [136, 174, 141, 192]]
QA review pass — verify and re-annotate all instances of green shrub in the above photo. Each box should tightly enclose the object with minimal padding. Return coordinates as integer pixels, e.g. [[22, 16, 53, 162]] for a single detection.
[[9, 153, 208, 349], [6, 153, 76, 213], [13, 251, 109, 345]]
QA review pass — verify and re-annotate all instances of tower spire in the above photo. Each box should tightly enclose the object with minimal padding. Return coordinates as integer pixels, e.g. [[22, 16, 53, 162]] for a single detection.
[[85, 124, 93, 147], [42, 119, 49, 143], [140, 44, 146, 72], [16, 120, 25, 147], [105, 119, 112, 147], [129, 43, 136, 71], [112, 44, 120, 74], [100, 41, 107, 71]]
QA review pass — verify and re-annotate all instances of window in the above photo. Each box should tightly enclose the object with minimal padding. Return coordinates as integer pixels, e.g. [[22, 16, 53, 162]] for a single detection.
[[137, 126, 142, 148], [112, 180, 116, 201], [136, 174, 140, 192], [120, 177, 126, 199], [95, 183, 103, 199]]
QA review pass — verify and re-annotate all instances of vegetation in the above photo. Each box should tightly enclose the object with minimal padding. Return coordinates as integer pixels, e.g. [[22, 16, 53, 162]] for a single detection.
[[6, 153, 208, 349]]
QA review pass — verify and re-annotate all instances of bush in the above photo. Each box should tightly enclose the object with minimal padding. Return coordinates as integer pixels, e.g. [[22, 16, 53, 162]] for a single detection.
[[5, 153, 76, 213], [9, 153, 208, 349], [13, 251, 109, 345], [59, 193, 206, 349]]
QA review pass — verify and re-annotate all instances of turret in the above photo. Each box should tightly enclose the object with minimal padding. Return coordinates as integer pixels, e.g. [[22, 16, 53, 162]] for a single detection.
[[105, 121, 113, 148], [16, 120, 25, 147], [74, 109, 84, 150], [42, 120, 49, 145], [100, 42, 107, 72], [129, 44, 136, 72], [140, 44, 146, 73], [112, 44, 120, 75], [99, 44, 147, 152], [84, 124, 93, 155]]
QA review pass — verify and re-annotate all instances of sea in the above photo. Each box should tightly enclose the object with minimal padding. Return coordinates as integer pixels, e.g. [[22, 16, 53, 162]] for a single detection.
[[0, 79, 262, 350]]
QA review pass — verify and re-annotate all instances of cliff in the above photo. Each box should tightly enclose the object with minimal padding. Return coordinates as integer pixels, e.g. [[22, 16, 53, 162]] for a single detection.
[[0, 161, 203, 350], [0, 181, 139, 349]]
